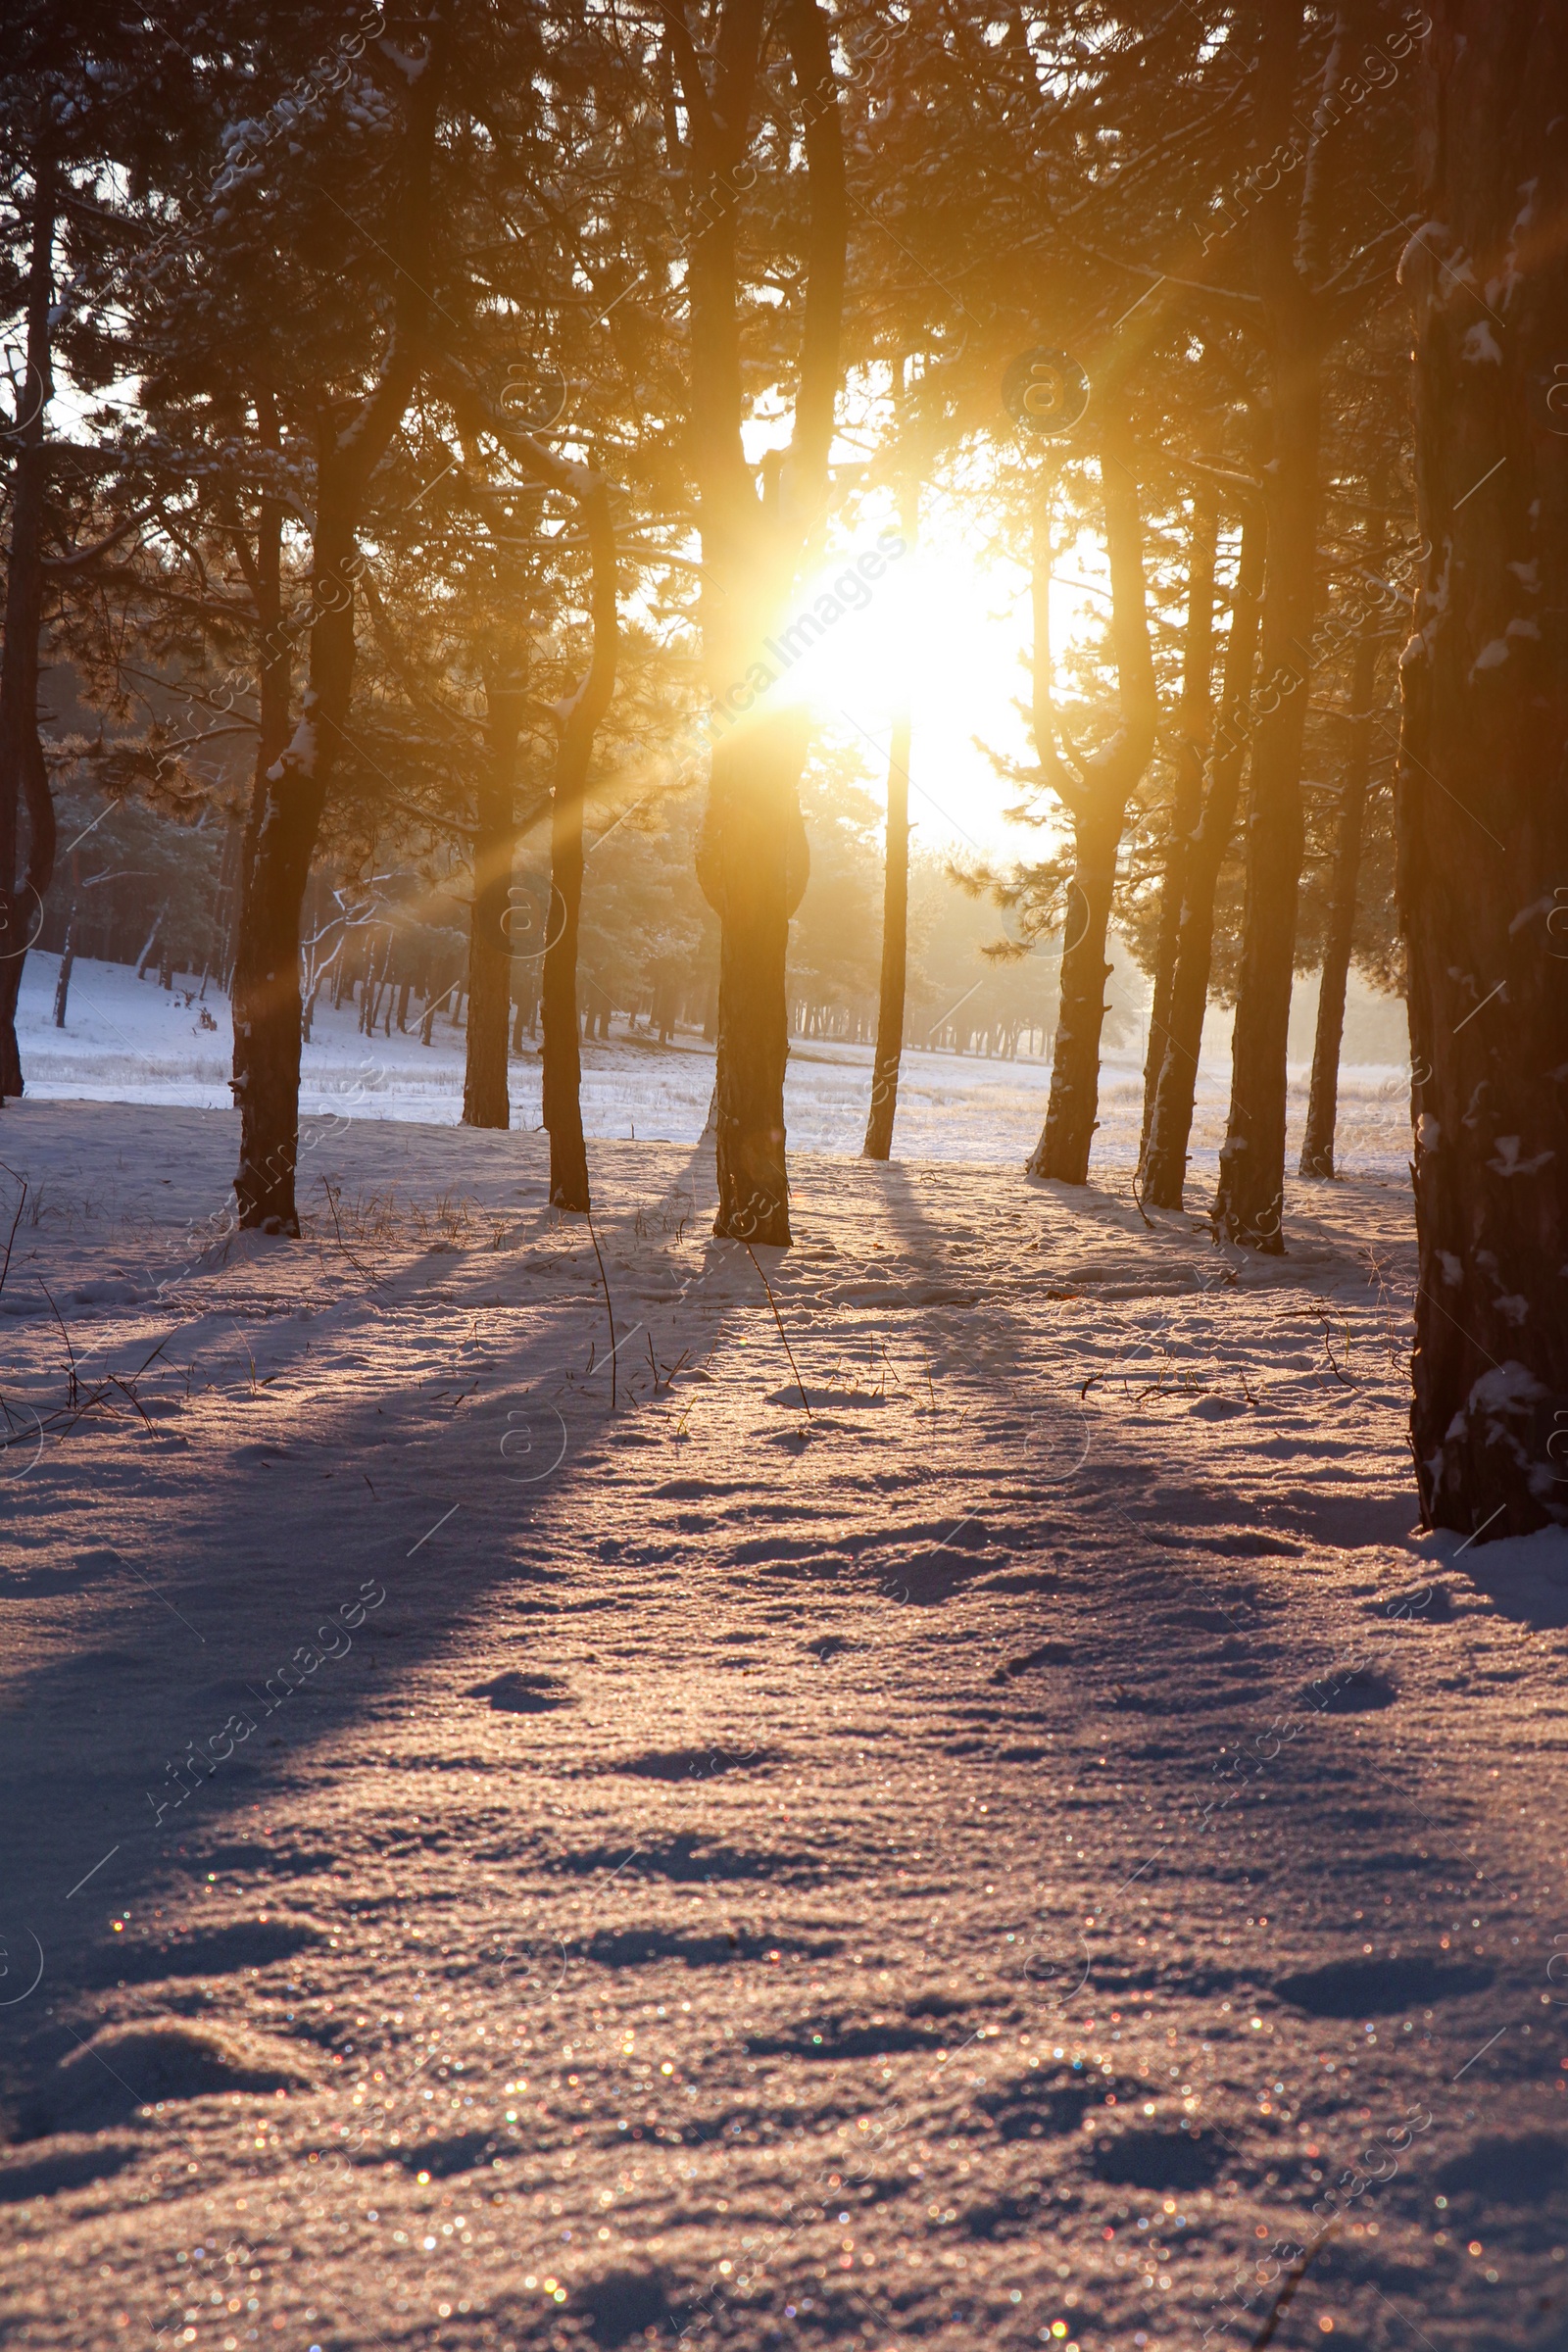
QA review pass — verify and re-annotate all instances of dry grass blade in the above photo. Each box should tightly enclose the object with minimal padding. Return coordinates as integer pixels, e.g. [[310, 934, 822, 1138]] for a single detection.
[[318, 1177, 376, 1281], [745, 1244, 811, 1419], [0, 1159, 27, 1301], [1250, 2223, 1338, 2349], [585, 1212, 617, 1410], [36, 1276, 80, 1407]]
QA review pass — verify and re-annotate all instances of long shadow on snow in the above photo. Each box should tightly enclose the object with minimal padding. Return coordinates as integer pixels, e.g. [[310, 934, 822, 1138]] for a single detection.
[[868, 1158, 1524, 1996], [0, 1135, 799, 2116]]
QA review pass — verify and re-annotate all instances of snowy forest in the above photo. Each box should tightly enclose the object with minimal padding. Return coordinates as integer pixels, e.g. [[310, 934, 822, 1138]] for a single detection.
[[1, 4, 1567, 2350]]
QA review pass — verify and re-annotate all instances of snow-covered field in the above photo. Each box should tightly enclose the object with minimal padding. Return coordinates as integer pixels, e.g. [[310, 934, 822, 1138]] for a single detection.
[[17, 952, 1415, 1182], [1, 1052, 1565, 2351]]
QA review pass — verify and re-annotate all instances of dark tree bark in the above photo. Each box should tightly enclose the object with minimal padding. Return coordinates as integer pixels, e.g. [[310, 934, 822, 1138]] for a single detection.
[[1026, 416, 1158, 1185], [698, 715, 811, 1228], [1212, 0, 1330, 1250], [1032, 800, 1124, 1182], [1399, 0, 1568, 1540], [862, 708, 911, 1160], [538, 479, 619, 1210], [434, 402, 620, 1211], [1299, 614, 1381, 1179], [1139, 484, 1218, 1168], [864, 402, 917, 1163], [227, 399, 292, 1144], [52, 882, 75, 1029], [0, 152, 58, 1103], [542, 775, 589, 1202], [440, 388, 622, 1215], [231, 37, 441, 1230], [463, 664, 525, 1131], [1141, 505, 1266, 1207], [668, 0, 845, 1245]]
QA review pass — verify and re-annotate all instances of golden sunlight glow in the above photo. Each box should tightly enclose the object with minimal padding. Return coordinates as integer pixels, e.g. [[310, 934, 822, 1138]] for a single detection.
[[779, 512, 1102, 857], [729, 391, 1102, 855]]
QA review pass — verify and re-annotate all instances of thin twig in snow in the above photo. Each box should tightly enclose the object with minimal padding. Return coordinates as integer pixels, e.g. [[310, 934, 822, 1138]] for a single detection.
[[585, 1214, 617, 1410], [37, 1278, 79, 1406], [1250, 2225, 1337, 2348], [0, 1161, 27, 1300], [746, 1245, 811, 1419], [319, 1176, 376, 1281]]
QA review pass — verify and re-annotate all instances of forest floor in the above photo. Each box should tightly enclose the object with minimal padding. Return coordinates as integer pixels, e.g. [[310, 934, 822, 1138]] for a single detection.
[[1, 1100, 1567, 2352]]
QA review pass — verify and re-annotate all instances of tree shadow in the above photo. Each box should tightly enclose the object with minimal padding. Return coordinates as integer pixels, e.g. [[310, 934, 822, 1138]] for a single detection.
[[0, 1135, 773, 2122]]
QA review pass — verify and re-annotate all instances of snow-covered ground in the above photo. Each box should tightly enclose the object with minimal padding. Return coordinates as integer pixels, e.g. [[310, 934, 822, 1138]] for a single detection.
[[17, 951, 1414, 1182], [1, 1082, 1564, 2352]]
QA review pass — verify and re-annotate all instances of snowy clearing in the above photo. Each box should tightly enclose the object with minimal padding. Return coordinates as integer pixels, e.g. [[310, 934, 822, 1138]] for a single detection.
[[0, 1101, 1565, 2352], [17, 951, 1414, 1182]]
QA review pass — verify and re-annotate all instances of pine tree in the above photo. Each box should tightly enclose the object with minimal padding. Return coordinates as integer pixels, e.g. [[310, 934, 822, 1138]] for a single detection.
[[1138, 482, 1219, 1173], [0, 148, 60, 1100], [1210, 2, 1420, 1250], [230, 21, 444, 1230], [1398, 0, 1568, 1539], [665, 0, 847, 1247], [0, 8, 172, 1097], [1299, 509, 1391, 1178], [1025, 411, 1158, 1184], [863, 387, 916, 1162]]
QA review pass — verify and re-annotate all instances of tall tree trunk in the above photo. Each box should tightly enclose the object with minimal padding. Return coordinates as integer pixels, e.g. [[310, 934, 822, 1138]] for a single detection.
[[228, 452, 291, 1099], [670, 0, 845, 1246], [231, 39, 440, 1230], [463, 666, 523, 1130], [542, 768, 588, 1206], [1030, 803, 1124, 1181], [864, 392, 916, 1163], [862, 707, 911, 1160], [1399, 0, 1568, 1541], [52, 869, 76, 1029], [1210, 367, 1319, 1249], [441, 413, 619, 1214], [0, 152, 58, 1103], [1139, 486, 1218, 1167], [224, 395, 288, 988], [1299, 616, 1379, 1178], [233, 490, 361, 1228], [1141, 506, 1266, 1207], [699, 714, 810, 1233], [1027, 421, 1158, 1184], [1212, 0, 1330, 1251], [540, 482, 619, 1210]]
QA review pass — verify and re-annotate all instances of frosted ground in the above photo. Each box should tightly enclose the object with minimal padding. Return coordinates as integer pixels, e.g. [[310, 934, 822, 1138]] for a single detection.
[[1, 956, 1565, 2352]]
